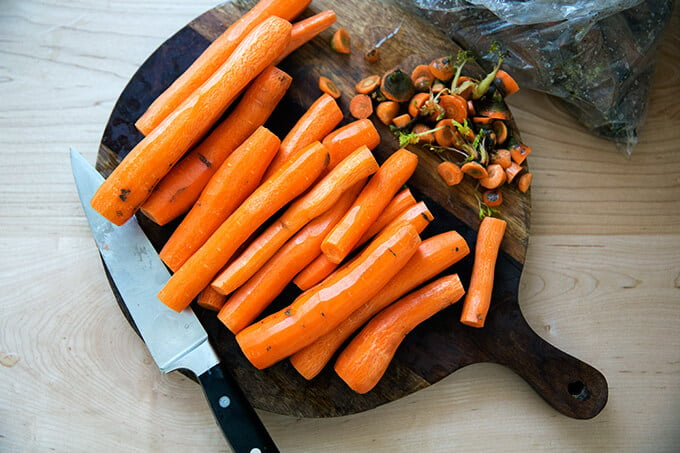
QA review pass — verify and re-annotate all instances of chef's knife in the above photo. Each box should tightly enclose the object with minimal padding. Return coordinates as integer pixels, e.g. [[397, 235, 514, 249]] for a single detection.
[[70, 149, 279, 453]]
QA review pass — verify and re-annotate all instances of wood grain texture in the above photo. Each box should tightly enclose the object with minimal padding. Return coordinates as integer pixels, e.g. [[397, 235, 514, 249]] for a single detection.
[[0, 0, 678, 451]]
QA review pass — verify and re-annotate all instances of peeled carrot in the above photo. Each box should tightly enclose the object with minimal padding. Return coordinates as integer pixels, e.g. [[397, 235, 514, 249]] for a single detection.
[[494, 69, 520, 97], [460, 216, 506, 328], [139, 66, 292, 226], [375, 101, 400, 126], [135, 0, 309, 135], [264, 93, 342, 178], [321, 148, 419, 263], [408, 92, 430, 118], [211, 145, 379, 295], [437, 161, 463, 186], [355, 75, 381, 94], [235, 221, 422, 369], [329, 28, 351, 54], [159, 126, 281, 272], [392, 113, 411, 129], [197, 286, 227, 312], [505, 161, 523, 183], [273, 10, 337, 65], [217, 182, 364, 334], [428, 55, 455, 81], [318, 76, 341, 99], [517, 172, 533, 193], [510, 143, 532, 164], [322, 119, 380, 169], [335, 274, 465, 393], [291, 231, 469, 379], [157, 141, 329, 312], [491, 148, 512, 169], [482, 189, 503, 207], [91, 17, 293, 226], [438, 94, 468, 123], [461, 161, 488, 180], [349, 94, 373, 119], [410, 64, 434, 92], [479, 163, 507, 190]]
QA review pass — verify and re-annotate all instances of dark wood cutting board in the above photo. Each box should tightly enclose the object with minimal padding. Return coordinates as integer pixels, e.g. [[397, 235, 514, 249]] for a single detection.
[[96, 0, 608, 419]]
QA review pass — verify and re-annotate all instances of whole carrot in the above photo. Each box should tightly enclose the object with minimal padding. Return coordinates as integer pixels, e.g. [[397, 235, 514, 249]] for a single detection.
[[263, 93, 343, 179], [335, 274, 465, 394], [157, 141, 329, 312], [290, 230, 469, 380], [322, 119, 380, 169], [211, 145, 379, 295], [235, 222, 422, 369], [159, 126, 281, 272], [91, 17, 293, 226], [139, 66, 292, 226], [217, 181, 364, 334], [321, 148, 418, 263], [273, 10, 337, 65], [460, 216, 506, 328], [135, 0, 310, 135]]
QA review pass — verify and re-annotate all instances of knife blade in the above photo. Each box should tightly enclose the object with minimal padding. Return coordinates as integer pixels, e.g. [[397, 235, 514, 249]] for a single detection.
[[70, 148, 278, 453]]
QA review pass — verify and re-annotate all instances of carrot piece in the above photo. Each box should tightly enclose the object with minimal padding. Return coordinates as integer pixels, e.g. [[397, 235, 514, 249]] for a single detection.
[[211, 146, 379, 295], [364, 48, 379, 63], [428, 55, 455, 81], [431, 80, 446, 93], [460, 216, 506, 328], [491, 148, 512, 169], [139, 66, 292, 226], [482, 189, 503, 207], [293, 188, 417, 291], [217, 181, 364, 334], [505, 161, 523, 183], [355, 75, 381, 94], [159, 127, 280, 272], [437, 161, 463, 186], [517, 172, 533, 193], [411, 123, 435, 144], [411, 64, 434, 92], [461, 161, 489, 179], [380, 69, 415, 103], [157, 141, 329, 312], [335, 274, 465, 393], [375, 101, 400, 126], [349, 94, 374, 119], [197, 286, 227, 312], [134, 0, 309, 135], [479, 163, 507, 190], [391, 113, 411, 129], [91, 17, 293, 226], [321, 149, 419, 263], [265, 93, 343, 178], [273, 10, 337, 65], [318, 76, 341, 99], [290, 231, 469, 379], [472, 116, 494, 125], [330, 28, 351, 54], [322, 119, 381, 169], [433, 119, 457, 147], [510, 143, 532, 164], [235, 221, 423, 369], [492, 120, 508, 145], [494, 69, 520, 97], [438, 94, 468, 123], [408, 92, 430, 118]]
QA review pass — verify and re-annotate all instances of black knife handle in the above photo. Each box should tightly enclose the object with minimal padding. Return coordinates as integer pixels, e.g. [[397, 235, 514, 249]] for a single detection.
[[197, 364, 279, 453]]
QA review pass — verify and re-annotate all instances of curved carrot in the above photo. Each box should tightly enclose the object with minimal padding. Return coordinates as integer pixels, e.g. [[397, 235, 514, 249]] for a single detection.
[[211, 145, 379, 295], [235, 221, 422, 369], [322, 119, 380, 169], [290, 230, 469, 380], [335, 274, 465, 393], [134, 0, 309, 135], [460, 161, 488, 179], [460, 216, 506, 328], [349, 94, 373, 119], [157, 141, 329, 312], [91, 17, 293, 226], [139, 66, 292, 226], [264, 93, 343, 178], [217, 182, 364, 334], [437, 161, 463, 186], [273, 10, 337, 65], [321, 148, 419, 263], [479, 163, 507, 190], [197, 286, 227, 312], [159, 126, 280, 272]]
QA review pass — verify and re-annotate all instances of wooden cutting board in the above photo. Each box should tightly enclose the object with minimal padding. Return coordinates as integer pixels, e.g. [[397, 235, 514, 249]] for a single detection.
[[96, 0, 608, 419]]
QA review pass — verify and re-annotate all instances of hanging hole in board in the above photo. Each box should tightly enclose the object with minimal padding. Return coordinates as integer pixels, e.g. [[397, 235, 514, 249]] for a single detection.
[[568, 380, 590, 400]]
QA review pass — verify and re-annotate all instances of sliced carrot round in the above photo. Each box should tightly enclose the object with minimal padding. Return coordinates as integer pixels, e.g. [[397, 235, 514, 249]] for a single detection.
[[330, 28, 351, 54], [438, 94, 468, 123], [355, 75, 381, 94], [482, 189, 503, 207], [437, 161, 463, 186], [319, 76, 341, 99], [349, 94, 373, 119], [461, 161, 488, 179]]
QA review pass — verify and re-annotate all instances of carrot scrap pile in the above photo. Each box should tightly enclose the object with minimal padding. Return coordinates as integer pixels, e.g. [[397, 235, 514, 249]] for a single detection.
[[89, 0, 523, 394]]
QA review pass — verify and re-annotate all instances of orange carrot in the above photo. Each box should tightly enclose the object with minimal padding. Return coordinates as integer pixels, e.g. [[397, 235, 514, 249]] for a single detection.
[[318, 76, 341, 99], [235, 221, 422, 369], [355, 75, 381, 94], [510, 143, 532, 164], [428, 55, 455, 81], [433, 119, 457, 147], [349, 94, 374, 119], [375, 101, 400, 126], [157, 141, 329, 312], [437, 161, 463, 186], [490, 148, 512, 169], [411, 123, 436, 144], [211, 145, 379, 295], [505, 161, 523, 183], [408, 92, 430, 118], [197, 286, 227, 312], [329, 28, 351, 54], [290, 231, 468, 379], [479, 163, 507, 190], [139, 66, 292, 226], [411, 64, 434, 92], [322, 119, 380, 169], [91, 17, 293, 226], [217, 182, 364, 334], [135, 0, 309, 135], [492, 120, 508, 145], [391, 113, 411, 129], [494, 69, 520, 97], [460, 216, 506, 328], [321, 148, 419, 263], [460, 161, 488, 179], [482, 189, 503, 207], [438, 94, 468, 123], [335, 274, 465, 393], [273, 10, 337, 65], [264, 93, 343, 178], [517, 172, 533, 193], [159, 126, 281, 272]]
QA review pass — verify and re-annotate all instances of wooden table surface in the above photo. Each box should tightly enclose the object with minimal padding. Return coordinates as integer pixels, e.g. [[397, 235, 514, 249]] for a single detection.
[[1, 1, 678, 452]]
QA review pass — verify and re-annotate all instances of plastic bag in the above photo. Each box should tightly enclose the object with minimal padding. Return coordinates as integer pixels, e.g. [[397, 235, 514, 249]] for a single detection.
[[406, 0, 674, 156]]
